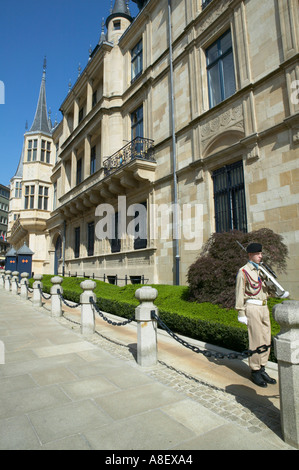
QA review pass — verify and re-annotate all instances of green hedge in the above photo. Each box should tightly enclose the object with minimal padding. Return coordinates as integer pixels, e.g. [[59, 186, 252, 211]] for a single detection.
[[34, 275, 284, 362]]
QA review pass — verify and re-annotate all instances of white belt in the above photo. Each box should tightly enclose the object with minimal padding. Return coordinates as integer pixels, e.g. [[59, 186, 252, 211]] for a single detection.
[[246, 299, 267, 306]]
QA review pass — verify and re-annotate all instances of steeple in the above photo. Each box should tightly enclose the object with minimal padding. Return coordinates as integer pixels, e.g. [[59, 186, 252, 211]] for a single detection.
[[28, 58, 52, 136], [106, 0, 132, 28]]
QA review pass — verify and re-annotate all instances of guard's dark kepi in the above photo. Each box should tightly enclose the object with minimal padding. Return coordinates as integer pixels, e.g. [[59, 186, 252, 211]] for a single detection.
[[247, 243, 262, 253]]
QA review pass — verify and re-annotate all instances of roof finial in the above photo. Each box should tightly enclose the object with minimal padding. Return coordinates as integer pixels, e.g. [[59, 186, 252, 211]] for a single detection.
[[43, 56, 47, 79]]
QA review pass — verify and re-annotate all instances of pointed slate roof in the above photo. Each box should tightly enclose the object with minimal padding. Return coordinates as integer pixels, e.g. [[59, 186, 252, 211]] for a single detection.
[[17, 242, 34, 256], [29, 59, 52, 135], [12, 146, 24, 179], [106, 0, 132, 27], [5, 247, 17, 257]]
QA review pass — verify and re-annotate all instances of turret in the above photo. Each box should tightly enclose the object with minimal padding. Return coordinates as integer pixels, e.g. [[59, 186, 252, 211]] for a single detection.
[[106, 0, 133, 43]]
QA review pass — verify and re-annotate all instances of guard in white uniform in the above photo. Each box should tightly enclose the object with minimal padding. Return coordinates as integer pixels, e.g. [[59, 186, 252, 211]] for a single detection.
[[235, 243, 276, 387]]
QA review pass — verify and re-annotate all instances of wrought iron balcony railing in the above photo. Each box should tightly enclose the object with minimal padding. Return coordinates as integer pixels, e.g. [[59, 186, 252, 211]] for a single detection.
[[103, 137, 155, 176]]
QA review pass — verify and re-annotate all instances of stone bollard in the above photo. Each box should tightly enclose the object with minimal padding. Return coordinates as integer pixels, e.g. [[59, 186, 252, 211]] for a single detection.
[[5, 270, 12, 291], [273, 300, 299, 449], [135, 286, 159, 367], [50, 276, 63, 317], [11, 271, 20, 295], [20, 272, 29, 300], [0, 271, 5, 288], [32, 274, 43, 307], [80, 280, 96, 336]]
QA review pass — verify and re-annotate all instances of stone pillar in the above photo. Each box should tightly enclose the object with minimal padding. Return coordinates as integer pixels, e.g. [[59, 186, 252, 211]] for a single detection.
[[32, 274, 43, 307], [5, 270, 11, 291], [0, 271, 5, 288], [51, 276, 63, 317], [20, 272, 29, 300], [11, 271, 19, 294], [135, 286, 159, 367], [80, 280, 96, 336], [273, 300, 299, 449]]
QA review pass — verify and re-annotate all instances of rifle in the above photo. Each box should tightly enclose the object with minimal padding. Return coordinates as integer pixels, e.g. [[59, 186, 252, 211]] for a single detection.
[[236, 241, 289, 299]]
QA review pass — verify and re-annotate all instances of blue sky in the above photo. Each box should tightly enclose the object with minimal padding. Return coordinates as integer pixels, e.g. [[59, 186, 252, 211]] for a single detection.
[[0, 0, 139, 187]]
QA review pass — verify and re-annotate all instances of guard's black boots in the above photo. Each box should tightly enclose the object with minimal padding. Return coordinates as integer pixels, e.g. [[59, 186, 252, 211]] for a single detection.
[[251, 369, 267, 387], [260, 366, 277, 384]]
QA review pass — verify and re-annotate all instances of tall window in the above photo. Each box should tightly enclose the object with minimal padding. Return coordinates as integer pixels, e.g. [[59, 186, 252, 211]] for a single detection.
[[87, 221, 95, 256], [76, 158, 82, 185], [131, 105, 143, 140], [24, 185, 35, 209], [131, 40, 143, 83], [15, 182, 22, 198], [206, 30, 236, 108], [110, 212, 121, 253], [38, 186, 49, 210], [212, 161, 247, 233], [41, 140, 51, 163], [53, 182, 57, 210], [92, 90, 97, 108], [78, 107, 84, 124], [74, 227, 80, 258], [90, 146, 96, 175], [133, 201, 147, 250], [27, 139, 38, 161]]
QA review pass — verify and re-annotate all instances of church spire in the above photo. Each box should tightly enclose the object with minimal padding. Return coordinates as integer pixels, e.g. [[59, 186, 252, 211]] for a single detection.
[[28, 57, 52, 135]]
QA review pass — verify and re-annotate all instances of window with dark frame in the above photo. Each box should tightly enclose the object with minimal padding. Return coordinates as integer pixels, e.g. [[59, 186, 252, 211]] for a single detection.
[[110, 212, 121, 253], [24, 185, 35, 209], [206, 30, 236, 108], [90, 146, 96, 175], [92, 90, 97, 108], [41, 140, 51, 163], [74, 227, 80, 258], [212, 161, 247, 233], [87, 221, 95, 256], [131, 105, 143, 140], [78, 107, 84, 123], [133, 201, 147, 250], [38, 185, 49, 210], [131, 39, 143, 83], [76, 158, 82, 185]]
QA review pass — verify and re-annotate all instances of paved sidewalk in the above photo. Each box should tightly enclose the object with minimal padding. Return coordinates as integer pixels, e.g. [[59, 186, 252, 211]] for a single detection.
[[0, 288, 295, 450]]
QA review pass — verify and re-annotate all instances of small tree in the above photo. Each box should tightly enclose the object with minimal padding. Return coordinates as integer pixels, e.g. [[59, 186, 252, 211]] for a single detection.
[[187, 228, 289, 309]]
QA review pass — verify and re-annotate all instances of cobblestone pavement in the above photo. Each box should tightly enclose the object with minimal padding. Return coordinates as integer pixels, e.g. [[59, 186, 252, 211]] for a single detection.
[[57, 310, 289, 446]]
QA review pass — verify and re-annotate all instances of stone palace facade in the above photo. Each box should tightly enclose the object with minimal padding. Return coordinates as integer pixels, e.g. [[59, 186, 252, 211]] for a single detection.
[[8, 0, 299, 298]]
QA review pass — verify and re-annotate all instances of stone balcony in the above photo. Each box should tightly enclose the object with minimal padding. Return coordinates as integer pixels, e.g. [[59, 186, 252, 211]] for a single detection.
[[57, 137, 156, 218]]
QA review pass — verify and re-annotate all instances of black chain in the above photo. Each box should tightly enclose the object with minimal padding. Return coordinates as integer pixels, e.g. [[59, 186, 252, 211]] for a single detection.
[[57, 289, 80, 308], [151, 311, 271, 360], [26, 283, 33, 293], [38, 285, 51, 300], [90, 297, 135, 326]]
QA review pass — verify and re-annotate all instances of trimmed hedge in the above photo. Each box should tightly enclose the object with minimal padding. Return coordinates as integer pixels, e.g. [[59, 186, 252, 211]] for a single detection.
[[34, 275, 283, 362]]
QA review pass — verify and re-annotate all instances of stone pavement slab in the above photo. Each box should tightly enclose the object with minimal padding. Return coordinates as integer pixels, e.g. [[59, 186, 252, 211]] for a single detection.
[[0, 289, 295, 450]]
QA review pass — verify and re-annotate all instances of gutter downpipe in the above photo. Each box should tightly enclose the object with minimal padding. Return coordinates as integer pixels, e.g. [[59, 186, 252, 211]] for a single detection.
[[167, 0, 180, 285], [62, 220, 66, 277]]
